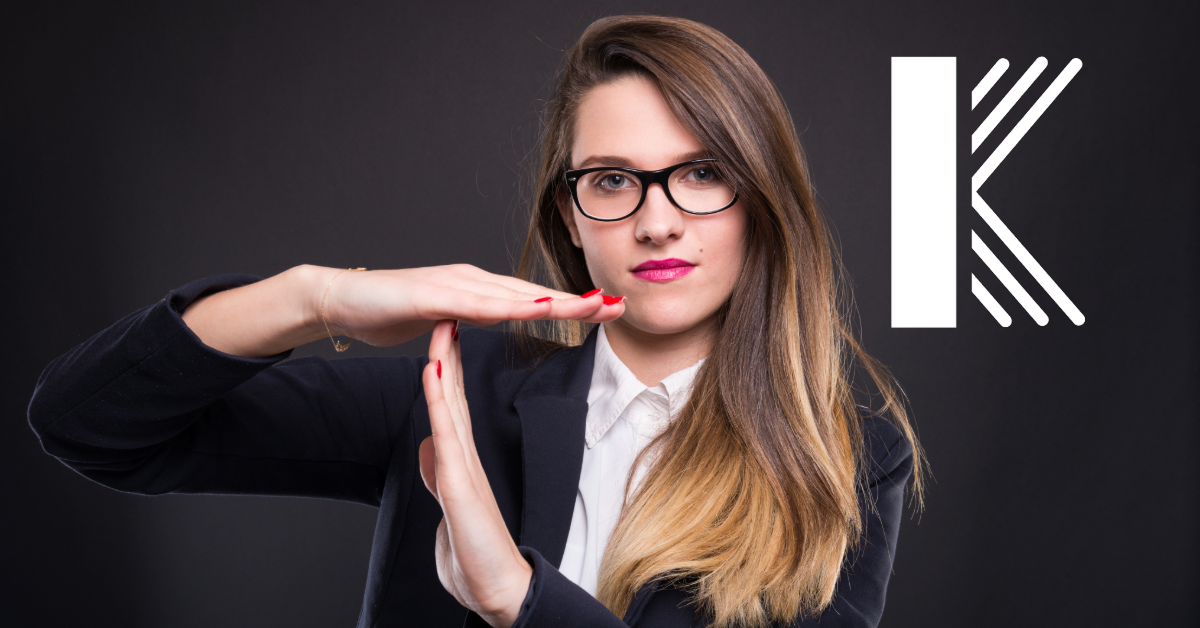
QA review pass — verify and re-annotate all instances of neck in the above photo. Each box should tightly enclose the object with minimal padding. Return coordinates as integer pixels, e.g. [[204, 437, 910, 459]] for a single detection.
[[603, 315, 717, 387]]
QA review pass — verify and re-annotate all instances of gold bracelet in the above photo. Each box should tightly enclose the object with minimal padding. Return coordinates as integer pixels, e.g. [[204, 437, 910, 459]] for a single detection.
[[320, 267, 366, 352]]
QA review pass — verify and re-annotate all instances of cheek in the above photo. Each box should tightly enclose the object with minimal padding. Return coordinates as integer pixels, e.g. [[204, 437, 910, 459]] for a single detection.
[[702, 207, 750, 286], [575, 222, 627, 285]]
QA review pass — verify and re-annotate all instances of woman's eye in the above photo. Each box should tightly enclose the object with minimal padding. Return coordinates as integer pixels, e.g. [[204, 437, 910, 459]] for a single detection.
[[596, 173, 632, 189], [683, 165, 718, 183]]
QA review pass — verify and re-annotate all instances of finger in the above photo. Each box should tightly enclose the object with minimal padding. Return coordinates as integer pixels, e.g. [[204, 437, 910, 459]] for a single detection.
[[419, 435, 438, 498], [428, 265, 572, 305], [528, 289, 628, 324], [580, 297, 627, 324], [446, 325, 474, 446], [440, 321, 475, 458], [544, 291, 625, 324], [423, 356, 502, 551], [432, 321, 503, 512], [422, 356, 471, 502], [461, 278, 568, 303], [422, 291, 560, 327], [453, 265, 579, 300], [422, 289, 623, 328], [428, 320, 477, 465], [438, 279, 557, 307], [421, 284, 615, 327]]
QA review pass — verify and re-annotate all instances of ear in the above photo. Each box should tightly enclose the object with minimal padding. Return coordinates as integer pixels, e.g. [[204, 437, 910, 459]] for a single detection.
[[557, 193, 584, 248]]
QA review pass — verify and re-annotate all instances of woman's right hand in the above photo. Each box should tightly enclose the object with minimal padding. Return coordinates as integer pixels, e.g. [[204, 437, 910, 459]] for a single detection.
[[181, 264, 623, 358], [318, 264, 621, 347]]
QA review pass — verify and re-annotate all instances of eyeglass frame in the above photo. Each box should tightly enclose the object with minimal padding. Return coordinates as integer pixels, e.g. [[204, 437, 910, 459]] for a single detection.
[[563, 158, 739, 222]]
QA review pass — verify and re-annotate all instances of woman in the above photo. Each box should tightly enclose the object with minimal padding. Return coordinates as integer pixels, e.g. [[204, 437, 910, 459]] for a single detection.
[[28, 14, 922, 628]]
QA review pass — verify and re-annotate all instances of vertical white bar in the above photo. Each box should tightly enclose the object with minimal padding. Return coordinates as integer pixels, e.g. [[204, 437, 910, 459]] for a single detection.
[[891, 56, 956, 328]]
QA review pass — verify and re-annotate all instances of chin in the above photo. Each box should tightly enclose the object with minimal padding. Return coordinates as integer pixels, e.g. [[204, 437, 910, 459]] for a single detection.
[[621, 299, 717, 336]]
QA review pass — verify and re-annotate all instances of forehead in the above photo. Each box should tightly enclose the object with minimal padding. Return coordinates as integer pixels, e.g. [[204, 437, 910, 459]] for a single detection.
[[571, 75, 706, 170]]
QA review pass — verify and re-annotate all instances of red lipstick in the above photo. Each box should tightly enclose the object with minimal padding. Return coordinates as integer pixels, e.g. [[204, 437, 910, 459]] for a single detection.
[[631, 258, 695, 282]]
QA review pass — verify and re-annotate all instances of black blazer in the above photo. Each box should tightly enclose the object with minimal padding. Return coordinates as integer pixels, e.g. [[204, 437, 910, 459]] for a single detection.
[[27, 274, 914, 628]]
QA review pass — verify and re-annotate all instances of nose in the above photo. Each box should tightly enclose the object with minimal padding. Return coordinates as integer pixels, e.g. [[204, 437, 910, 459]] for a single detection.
[[633, 183, 684, 245]]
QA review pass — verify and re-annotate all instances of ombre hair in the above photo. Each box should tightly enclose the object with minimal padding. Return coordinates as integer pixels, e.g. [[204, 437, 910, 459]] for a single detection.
[[515, 15, 924, 627]]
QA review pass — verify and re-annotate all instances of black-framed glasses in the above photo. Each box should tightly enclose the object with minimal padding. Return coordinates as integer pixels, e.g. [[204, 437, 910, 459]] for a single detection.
[[564, 158, 738, 222]]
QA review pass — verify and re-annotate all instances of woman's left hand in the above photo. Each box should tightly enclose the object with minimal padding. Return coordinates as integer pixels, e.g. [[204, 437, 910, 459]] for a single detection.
[[418, 320, 533, 628]]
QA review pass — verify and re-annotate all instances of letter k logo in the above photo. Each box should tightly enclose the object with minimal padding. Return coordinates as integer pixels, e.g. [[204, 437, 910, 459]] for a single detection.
[[891, 57, 1085, 328]]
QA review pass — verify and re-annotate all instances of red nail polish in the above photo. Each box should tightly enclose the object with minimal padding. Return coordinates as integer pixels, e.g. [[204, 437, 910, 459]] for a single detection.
[[452, 321, 460, 341], [602, 295, 625, 305], [437, 360, 442, 379], [581, 288, 602, 298], [534, 296, 553, 303]]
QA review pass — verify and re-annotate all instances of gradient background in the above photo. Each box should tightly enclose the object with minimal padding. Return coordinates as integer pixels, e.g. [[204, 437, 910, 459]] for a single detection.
[[3, 1, 1197, 626]]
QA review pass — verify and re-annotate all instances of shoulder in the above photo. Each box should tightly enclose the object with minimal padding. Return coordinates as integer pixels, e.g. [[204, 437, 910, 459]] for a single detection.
[[856, 406, 915, 484]]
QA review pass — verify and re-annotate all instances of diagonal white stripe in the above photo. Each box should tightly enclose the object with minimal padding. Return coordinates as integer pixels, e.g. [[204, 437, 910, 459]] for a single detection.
[[972, 231, 1049, 325], [972, 192, 1086, 325], [973, 58, 1083, 190], [972, 274, 1012, 326], [972, 57, 1046, 153], [972, 59, 1011, 110]]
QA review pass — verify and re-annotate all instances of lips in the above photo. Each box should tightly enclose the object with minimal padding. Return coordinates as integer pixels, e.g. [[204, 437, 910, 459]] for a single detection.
[[631, 258, 695, 282]]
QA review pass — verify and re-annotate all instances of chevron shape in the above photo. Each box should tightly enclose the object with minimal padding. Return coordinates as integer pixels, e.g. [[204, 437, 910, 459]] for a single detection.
[[972, 58, 1085, 326]]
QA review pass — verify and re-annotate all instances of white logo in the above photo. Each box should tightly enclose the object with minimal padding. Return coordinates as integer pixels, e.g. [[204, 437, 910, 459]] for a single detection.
[[890, 57, 1084, 328]]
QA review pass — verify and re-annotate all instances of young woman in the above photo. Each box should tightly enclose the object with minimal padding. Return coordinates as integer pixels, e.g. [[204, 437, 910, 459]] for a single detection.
[[29, 15, 922, 628]]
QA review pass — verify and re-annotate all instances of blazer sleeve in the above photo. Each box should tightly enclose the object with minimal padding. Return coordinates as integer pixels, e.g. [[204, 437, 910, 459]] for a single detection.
[[509, 415, 915, 628], [26, 274, 424, 507]]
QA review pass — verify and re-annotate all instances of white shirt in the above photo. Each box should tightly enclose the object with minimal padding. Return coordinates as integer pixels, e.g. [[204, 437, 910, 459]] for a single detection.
[[557, 324, 704, 596]]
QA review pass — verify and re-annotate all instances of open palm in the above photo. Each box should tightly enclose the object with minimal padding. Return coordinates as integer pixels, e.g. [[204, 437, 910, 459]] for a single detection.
[[418, 320, 532, 628]]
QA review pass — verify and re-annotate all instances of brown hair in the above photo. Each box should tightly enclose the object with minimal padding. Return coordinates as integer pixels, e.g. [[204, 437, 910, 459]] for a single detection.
[[515, 15, 924, 627]]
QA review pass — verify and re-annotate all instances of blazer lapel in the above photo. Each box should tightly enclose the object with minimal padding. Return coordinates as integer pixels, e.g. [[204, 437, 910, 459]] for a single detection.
[[513, 327, 598, 568], [504, 328, 700, 628]]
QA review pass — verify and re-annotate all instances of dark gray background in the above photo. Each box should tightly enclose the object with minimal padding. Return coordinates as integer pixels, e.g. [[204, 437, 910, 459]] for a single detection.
[[3, 1, 1196, 626]]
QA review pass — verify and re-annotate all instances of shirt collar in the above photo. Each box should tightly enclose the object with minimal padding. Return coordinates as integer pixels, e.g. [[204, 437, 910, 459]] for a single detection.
[[584, 324, 705, 448]]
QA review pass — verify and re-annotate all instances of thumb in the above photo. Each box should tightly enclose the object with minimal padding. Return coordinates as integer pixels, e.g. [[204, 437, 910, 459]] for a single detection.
[[419, 435, 438, 498]]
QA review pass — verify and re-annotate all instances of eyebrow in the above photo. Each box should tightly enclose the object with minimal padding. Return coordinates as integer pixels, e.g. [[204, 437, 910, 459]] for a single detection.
[[574, 149, 714, 170]]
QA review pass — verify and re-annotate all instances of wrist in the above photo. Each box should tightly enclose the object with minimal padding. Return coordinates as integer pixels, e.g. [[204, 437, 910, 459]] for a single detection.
[[288, 264, 343, 340], [479, 553, 534, 628]]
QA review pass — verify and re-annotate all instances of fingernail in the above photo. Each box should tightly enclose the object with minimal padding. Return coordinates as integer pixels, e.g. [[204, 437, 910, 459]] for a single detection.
[[437, 360, 442, 379], [452, 321, 460, 341], [534, 296, 553, 303], [602, 295, 625, 305], [581, 288, 602, 298]]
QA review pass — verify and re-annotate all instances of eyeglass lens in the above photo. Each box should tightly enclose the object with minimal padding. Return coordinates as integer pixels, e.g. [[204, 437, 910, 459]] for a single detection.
[[575, 162, 735, 219]]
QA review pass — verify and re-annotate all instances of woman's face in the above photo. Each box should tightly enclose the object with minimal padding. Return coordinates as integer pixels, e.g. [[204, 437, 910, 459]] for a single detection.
[[560, 75, 749, 338]]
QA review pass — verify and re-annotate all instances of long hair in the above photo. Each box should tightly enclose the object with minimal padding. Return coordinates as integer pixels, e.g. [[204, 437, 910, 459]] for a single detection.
[[515, 15, 924, 627]]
